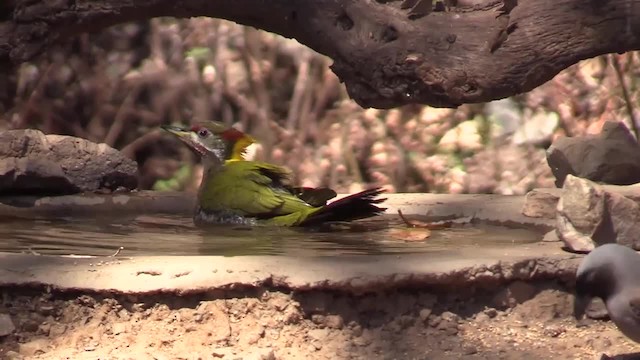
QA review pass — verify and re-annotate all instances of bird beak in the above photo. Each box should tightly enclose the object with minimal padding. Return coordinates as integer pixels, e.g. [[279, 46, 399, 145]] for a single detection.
[[161, 125, 208, 156], [161, 125, 191, 139], [573, 294, 592, 320]]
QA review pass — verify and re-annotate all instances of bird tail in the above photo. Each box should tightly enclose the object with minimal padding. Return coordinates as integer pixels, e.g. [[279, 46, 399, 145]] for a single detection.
[[299, 187, 387, 226]]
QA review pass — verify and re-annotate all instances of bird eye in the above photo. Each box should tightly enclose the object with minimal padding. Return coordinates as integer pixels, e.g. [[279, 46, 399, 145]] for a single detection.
[[197, 129, 209, 138]]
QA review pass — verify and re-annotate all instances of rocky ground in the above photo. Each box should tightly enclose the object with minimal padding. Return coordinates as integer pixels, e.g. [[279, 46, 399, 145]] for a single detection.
[[0, 282, 637, 360]]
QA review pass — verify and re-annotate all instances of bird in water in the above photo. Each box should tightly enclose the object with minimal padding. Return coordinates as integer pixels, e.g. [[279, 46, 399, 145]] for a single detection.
[[574, 243, 640, 347], [162, 121, 386, 227]]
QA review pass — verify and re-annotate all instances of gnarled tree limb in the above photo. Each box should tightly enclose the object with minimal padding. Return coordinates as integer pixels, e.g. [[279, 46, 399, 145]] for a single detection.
[[1, 0, 639, 108]]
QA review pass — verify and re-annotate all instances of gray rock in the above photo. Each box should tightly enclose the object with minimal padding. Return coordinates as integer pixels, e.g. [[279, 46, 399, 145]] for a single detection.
[[556, 176, 606, 252], [0, 313, 15, 336], [522, 188, 561, 219], [606, 191, 640, 249], [556, 175, 640, 252], [541, 230, 560, 242], [522, 185, 640, 220], [556, 211, 597, 253], [0, 129, 138, 195], [546, 121, 640, 187]]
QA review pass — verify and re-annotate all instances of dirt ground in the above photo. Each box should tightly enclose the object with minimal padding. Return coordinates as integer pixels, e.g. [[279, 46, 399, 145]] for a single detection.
[[0, 282, 638, 360]]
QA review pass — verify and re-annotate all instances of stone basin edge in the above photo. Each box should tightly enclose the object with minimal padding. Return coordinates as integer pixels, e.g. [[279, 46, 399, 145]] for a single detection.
[[0, 242, 580, 295]]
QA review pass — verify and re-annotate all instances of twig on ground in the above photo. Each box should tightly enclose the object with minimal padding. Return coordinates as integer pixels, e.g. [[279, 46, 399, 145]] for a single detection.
[[27, 247, 42, 256], [110, 246, 124, 257]]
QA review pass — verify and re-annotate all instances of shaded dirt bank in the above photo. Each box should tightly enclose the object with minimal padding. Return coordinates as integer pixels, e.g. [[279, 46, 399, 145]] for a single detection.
[[0, 281, 637, 360]]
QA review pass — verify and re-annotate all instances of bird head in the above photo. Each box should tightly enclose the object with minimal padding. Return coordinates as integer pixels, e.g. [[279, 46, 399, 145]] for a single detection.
[[162, 121, 256, 162]]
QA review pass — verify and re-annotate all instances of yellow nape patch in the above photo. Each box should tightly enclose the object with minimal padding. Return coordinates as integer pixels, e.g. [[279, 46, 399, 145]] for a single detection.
[[232, 136, 258, 161]]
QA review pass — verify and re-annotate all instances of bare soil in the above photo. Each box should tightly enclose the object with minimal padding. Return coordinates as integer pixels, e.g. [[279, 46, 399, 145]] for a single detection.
[[0, 283, 637, 360]]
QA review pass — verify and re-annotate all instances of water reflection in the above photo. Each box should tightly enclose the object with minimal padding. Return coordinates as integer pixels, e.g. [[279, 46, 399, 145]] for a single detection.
[[0, 215, 542, 257]]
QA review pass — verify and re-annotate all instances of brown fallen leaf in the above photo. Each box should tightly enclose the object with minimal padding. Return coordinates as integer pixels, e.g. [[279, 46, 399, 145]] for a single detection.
[[397, 209, 453, 230], [387, 227, 431, 242]]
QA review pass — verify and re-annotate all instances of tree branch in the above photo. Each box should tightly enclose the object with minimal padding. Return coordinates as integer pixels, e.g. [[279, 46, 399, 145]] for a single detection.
[[2, 0, 640, 108]]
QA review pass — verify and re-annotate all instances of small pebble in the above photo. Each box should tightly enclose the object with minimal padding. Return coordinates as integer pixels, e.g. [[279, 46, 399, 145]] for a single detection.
[[325, 315, 344, 329], [463, 345, 478, 355], [419, 308, 432, 322]]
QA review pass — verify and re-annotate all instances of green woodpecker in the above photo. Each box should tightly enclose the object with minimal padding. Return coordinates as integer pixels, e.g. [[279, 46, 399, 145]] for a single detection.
[[162, 121, 386, 227], [193, 122, 338, 206]]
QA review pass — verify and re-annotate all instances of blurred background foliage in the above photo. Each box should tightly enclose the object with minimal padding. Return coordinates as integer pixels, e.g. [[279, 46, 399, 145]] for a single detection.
[[1, 18, 638, 195]]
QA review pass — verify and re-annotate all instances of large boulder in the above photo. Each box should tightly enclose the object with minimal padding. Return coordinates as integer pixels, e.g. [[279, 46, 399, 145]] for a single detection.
[[546, 121, 640, 187], [556, 175, 640, 252], [0, 129, 138, 195]]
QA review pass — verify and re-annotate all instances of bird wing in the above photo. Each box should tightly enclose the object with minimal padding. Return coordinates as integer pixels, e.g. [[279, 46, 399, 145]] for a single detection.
[[288, 187, 337, 207], [199, 161, 314, 218]]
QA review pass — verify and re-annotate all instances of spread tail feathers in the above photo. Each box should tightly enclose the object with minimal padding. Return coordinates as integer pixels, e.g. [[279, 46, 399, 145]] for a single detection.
[[300, 187, 387, 226]]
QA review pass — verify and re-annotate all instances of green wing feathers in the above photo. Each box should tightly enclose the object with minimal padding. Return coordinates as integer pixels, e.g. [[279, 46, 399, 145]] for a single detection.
[[199, 161, 386, 227], [199, 161, 315, 219]]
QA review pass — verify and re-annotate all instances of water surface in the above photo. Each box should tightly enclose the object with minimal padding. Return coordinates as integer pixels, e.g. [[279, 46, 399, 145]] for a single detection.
[[0, 215, 542, 257]]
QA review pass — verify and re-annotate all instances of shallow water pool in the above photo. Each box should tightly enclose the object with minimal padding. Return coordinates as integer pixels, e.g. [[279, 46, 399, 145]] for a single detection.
[[0, 214, 543, 257]]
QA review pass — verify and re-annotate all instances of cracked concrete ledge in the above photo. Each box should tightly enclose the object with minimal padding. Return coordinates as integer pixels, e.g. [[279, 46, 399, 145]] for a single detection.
[[0, 242, 580, 295], [0, 192, 555, 228]]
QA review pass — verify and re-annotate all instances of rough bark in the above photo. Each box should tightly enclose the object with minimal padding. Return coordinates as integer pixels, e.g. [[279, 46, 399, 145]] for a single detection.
[[1, 0, 640, 108]]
